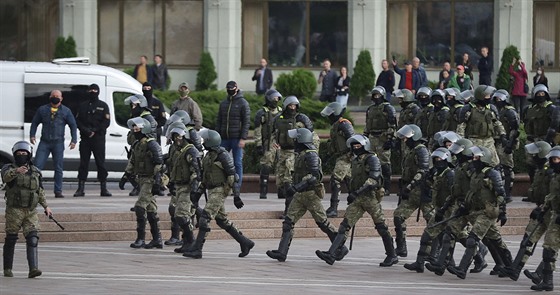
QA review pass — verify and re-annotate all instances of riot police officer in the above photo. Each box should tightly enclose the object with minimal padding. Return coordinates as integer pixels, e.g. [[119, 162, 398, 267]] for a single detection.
[[272, 95, 314, 217], [442, 87, 464, 132], [321, 102, 354, 217], [523, 84, 559, 184], [413, 87, 433, 141], [394, 124, 432, 257], [183, 130, 254, 259], [74, 83, 112, 197], [426, 89, 450, 149], [266, 128, 347, 262], [126, 117, 164, 249], [364, 86, 397, 194], [316, 134, 398, 267], [458, 85, 505, 167], [143, 82, 167, 145], [2, 141, 53, 278], [254, 89, 282, 199], [395, 89, 419, 129], [493, 89, 520, 203]]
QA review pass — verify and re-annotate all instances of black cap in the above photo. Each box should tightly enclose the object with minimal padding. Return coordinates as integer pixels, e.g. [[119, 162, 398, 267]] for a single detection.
[[142, 82, 152, 87], [226, 81, 237, 89], [88, 83, 100, 91]]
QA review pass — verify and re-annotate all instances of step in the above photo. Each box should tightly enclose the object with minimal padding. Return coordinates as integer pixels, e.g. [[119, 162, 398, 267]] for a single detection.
[[0, 208, 533, 242]]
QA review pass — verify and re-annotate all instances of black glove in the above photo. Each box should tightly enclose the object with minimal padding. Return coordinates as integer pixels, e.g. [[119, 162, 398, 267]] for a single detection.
[[454, 203, 469, 217], [347, 192, 358, 205], [190, 191, 202, 205], [233, 196, 244, 209], [382, 140, 393, 151], [434, 209, 445, 222], [154, 172, 162, 187], [401, 185, 411, 200], [497, 211, 507, 227], [529, 207, 542, 221], [285, 185, 297, 197], [256, 145, 264, 156], [119, 173, 129, 190]]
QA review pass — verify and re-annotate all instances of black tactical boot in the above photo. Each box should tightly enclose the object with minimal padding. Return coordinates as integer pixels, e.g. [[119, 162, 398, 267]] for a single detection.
[[381, 163, 392, 195], [531, 248, 555, 291], [144, 212, 163, 249], [448, 236, 477, 279], [277, 183, 287, 199], [267, 218, 293, 262], [221, 223, 255, 258], [3, 234, 17, 277], [394, 217, 407, 257], [316, 232, 346, 265], [404, 232, 430, 273], [377, 223, 398, 267], [25, 232, 42, 278], [471, 241, 488, 273], [501, 239, 531, 280], [326, 179, 340, 218], [129, 186, 140, 197], [165, 205, 182, 246], [524, 262, 544, 284], [130, 207, 146, 248], [426, 233, 454, 276], [100, 181, 112, 197], [259, 166, 270, 199], [502, 166, 513, 203], [73, 180, 85, 197], [174, 217, 194, 253], [183, 214, 210, 259], [317, 220, 349, 262]]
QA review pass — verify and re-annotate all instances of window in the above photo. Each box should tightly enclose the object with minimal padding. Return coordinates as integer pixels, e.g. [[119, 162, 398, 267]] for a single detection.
[[98, 0, 203, 67], [534, 1, 560, 68], [24, 84, 89, 123], [242, 1, 348, 68], [387, 0, 493, 68], [113, 92, 136, 128], [0, 0, 59, 61]]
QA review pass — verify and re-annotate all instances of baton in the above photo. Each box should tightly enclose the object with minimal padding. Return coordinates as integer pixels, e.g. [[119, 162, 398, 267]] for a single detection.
[[427, 214, 460, 229], [46, 213, 65, 230], [349, 225, 355, 250]]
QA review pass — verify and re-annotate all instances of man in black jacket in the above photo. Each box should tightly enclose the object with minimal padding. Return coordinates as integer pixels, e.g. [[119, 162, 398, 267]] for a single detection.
[[216, 81, 251, 195], [73, 84, 112, 197], [252, 58, 273, 95], [478, 47, 493, 86], [142, 82, 167, 145]]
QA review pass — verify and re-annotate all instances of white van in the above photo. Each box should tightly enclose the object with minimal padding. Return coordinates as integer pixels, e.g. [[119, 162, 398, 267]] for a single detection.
[[0, 57, 142, 179]]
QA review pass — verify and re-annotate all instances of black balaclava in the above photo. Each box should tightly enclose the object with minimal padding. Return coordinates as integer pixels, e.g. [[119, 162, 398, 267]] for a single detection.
[[131, 105, 143, 117], [550, 158, 560, 173], [133, 131, 144, 140], [14, 152, 30, 166], [433, 158, 448, 173], [534, 155, 547, 169], [142, 82, 153, 99], [405, 138, 416, 149], [352, 144, 367, 156], [88, 84, 100, 101], [472, 159, 486, 172]]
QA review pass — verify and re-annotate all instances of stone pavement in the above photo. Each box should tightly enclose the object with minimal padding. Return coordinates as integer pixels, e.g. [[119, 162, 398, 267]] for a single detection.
[[0, 235, 552, 295]]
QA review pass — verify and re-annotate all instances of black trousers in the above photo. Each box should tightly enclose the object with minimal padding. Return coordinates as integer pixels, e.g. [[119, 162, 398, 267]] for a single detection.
[[78, 136, 108, 181]]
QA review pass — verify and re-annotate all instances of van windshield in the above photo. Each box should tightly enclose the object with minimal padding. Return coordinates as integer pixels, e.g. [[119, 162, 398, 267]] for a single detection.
[[114, 91, 135, 128]]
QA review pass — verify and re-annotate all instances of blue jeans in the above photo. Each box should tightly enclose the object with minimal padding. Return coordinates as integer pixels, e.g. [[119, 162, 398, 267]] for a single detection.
[[220, 138, 244, 191], [34, 140, 65, 193]]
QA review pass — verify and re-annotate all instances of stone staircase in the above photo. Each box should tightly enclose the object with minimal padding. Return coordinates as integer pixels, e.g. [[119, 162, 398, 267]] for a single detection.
[[0, 206, 532, 243]]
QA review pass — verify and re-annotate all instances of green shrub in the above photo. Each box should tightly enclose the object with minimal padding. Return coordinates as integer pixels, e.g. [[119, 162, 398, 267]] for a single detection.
[[428, 80, 439, 90], [54, 36, 78, 59], [65, 36, 78, 57], [496, 45, 520, 91], [350, 50, 375, 106], [123, 67, 134, 77], [275, 69, 317, 99], [196, 52, 218, 91]]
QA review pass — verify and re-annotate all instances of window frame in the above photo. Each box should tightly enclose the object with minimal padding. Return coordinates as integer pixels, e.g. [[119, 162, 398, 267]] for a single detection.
[[533, 0, 560, 70], [96, 0, 204, 68], [386, 0, 494, 69]]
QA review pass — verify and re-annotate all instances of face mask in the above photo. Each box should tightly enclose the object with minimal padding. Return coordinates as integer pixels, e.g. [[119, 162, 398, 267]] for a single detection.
[[472, 160, 485, 171], [400, 101, 410, 108], [294, 142, 307, 153], [267, 100, 279, 108], [179, 89, 189, 97], [50, 97, 61, 105], [328, 114, 339, 124], [14, 155, 29, 166], [550, 161, 560, 173], [405, 138, 416, 149], [533, 96, 545, 104], [131, 106, 142, 117], [476, 99, 490, 107], [133, 131, 144, 140], [227, 89, 237, 96], [88, 92, 99, 100], [285, 108, 296, 117], [495, 101, 507, 109], [434, 159, 448, 172], [352, 146, 366, 156], [142, 89, 153, 99]]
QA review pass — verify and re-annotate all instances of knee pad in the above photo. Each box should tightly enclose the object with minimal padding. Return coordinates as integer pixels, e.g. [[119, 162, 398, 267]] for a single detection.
[[466, 233, 479, 249], [215, 217, 230, 230], [146, 211, 159, 223], [176, 216, 191, 228], [134, 206, 146, 220], [282, 218, 294, 233], [543, 248, 557, 263], [25, 231, 39, 247], [338, 219, 352, 234], [198, 210, 211, 232], [393, 216, 404, 230], [168, 204, 176, 216], [420, 232, 432, 246], [316, 220, 331, 232], [5, 234, 18, 243]]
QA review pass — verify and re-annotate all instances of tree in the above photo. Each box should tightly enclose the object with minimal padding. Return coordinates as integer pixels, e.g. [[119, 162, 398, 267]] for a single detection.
[[350, 50, 376, 106], [275, 69, 316, 99], [196, 52, 218, 91], [54, 36, 78, 59], [495, 45, 520, 91]]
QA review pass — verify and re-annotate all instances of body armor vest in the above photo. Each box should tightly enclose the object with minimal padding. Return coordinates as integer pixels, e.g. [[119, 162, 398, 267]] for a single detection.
[[170, 144, 195, 184], [465, 106, 494, 138], [427, 107, 449, 138], [331, 119, 351, 154], [5, 165, 40, 209], [398, 104, 418, 128], [431, 168, 452, 208], [276, 114, 297, 149], [350, 153, 373, 192], [261, 106, 281, 148], [402, 144, 425, 182], [132, 138, 156, 176], [529, 166, 551, 205], [525, 102, 552, 137], [415, 105, 433, 137], [499, 106, 516, 135], [202, 150, 227, 188], [446, 104, 463, 132], [293, 150, 323, 185], [451, 162, 471, 202], [466, 167, 496, 210], [366, 102, 390, 132], [545, 173, 560, 212]]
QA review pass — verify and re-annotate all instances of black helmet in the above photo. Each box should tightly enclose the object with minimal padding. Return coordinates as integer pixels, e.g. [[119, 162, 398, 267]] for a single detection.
[[201, 129, 222, 149], [473, 85, 496, 102], [264, 89, 282, 106]]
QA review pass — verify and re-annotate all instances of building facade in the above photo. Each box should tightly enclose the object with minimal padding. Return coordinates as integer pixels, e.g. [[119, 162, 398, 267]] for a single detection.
[[1, 0, 558, 97]]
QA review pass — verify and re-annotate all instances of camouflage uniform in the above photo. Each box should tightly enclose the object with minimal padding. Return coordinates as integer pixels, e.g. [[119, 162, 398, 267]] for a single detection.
[[523, 100, 558, 181], [397, 98, 419, 162], [254, 103, 282, 199], [183, 144, 254, 259], [394, 141, 432, 257], [495, 104, 520, 201], [426, 91, 450, 149], [126, 134, 164, 249], [442, 98, 464, 133], [414, 103, 434, 143]]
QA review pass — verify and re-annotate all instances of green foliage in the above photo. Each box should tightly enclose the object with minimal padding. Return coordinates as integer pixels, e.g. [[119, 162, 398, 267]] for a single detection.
[[196, 52, 218, 91], [275, 69, 317, 99], [54, 36, 78, 59], [350, 50, 376, 106], [496, 45, 520, 91], [123, 67, 134, 77], [428, 80, 439, 90]]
